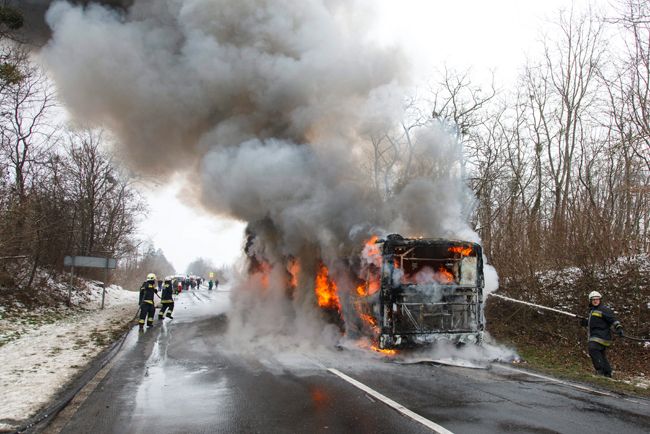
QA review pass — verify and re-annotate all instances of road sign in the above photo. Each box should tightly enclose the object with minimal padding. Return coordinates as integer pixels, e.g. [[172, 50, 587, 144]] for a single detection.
[[64, 255, 117, 309], [64, 256, 116, 269]]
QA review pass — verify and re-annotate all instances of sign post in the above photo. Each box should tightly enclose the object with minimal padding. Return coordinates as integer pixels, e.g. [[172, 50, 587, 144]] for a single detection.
[[68, 264, 74, 307], [64, 256, 117, 309]]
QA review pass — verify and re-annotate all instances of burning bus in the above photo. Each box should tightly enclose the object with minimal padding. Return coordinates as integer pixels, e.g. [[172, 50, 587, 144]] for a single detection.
[[355, 234, 485, 349], [244, 229, 485, 351]]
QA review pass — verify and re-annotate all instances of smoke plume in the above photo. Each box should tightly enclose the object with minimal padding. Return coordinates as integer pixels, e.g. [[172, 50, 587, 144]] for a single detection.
[[41, 0, 491, 349]]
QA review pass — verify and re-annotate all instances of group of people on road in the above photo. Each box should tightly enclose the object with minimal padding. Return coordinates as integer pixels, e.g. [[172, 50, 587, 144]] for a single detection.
[[137, 272, 220, 331], [138, 273, 178, 331], [138, 273, 210, 331]]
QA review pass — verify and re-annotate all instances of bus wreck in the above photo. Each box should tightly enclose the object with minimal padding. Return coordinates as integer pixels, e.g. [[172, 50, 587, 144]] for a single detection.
[[357, 234, 485, 349]]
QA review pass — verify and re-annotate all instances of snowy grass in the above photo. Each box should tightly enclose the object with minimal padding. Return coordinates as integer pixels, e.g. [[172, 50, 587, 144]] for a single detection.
[[0, 272, 138, 431]]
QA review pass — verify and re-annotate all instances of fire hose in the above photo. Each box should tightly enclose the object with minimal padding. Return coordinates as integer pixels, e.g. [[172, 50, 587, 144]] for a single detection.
[[488, 293, 650, 343]]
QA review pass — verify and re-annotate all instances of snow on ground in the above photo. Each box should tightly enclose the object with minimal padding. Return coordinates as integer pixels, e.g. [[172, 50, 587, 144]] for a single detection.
[[0, 284, 138, 431], [626, 375, 650, 390]]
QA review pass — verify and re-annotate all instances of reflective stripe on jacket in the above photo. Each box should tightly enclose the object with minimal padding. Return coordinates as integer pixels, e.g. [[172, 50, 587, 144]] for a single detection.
[[587, 305, 621, 347], [161, 282, 174, 301], [139, 280, 158, 305]]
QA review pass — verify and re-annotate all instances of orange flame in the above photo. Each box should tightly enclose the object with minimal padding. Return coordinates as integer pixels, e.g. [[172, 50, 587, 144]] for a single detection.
[[364, 235, 380, 254], [256, 261, 272, 289], [371, 345, 397, 356], [368, 279, 380, 295], [437, 266, 455, 284], [356, 278, 380, 297], [362, 235, 382, 268], [288, 259, 300, 288], [314, 263, 341, 311], [357, 236, 382, 297], [359, 313, 377, 327], [448, 245, 473, 256]]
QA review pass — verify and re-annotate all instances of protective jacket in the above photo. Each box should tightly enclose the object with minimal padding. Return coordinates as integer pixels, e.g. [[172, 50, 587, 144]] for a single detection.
[[582, 304, 621, 346], [161, 280, 174, 302], [139, 280, 158, 305]]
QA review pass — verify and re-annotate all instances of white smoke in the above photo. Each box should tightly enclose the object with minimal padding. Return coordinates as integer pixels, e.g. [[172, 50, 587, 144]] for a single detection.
[[483, 263, 500, 300], [41, 0, 498, 351], [399, 339, 519, 368]]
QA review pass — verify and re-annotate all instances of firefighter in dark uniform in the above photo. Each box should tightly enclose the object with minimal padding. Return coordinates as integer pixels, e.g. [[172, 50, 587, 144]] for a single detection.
[[580, 291, 624, 377], [138, 273, 158, 331], [158, 277, 175, 320]]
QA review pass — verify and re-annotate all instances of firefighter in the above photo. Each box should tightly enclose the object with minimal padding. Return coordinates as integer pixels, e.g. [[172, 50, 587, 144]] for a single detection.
[[138, 273, 158, 331], [580, 291, 624, 377], [158, 277, 175, 320]]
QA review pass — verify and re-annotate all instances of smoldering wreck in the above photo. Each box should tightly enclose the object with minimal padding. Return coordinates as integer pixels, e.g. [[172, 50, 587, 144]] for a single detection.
[[245, 231, 485, 351]]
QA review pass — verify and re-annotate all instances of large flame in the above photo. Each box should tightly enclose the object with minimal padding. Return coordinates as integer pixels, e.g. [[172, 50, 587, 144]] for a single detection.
[[448, 245, 473, 256], [314, 263, 341, 311]]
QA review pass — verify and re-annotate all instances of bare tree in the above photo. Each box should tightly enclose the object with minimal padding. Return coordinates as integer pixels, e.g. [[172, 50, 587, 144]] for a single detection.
[[62, 128, 145, 257], [0, 54, 55, 203]]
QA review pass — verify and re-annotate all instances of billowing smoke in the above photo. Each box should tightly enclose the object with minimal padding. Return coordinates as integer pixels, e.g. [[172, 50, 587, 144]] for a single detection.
[[41, 0, 491, 350]]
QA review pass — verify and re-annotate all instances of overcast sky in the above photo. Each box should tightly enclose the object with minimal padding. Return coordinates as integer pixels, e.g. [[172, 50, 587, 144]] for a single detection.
[[135, 0, 603, 272]]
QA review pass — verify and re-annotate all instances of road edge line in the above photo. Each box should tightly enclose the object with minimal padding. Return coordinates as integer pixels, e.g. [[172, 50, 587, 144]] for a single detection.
[[327, 368, 454, 434], [493, 364, 616, 396]]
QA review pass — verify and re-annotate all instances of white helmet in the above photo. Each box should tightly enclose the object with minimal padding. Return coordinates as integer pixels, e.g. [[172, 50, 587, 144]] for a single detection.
[[588, 291, 602, 300]]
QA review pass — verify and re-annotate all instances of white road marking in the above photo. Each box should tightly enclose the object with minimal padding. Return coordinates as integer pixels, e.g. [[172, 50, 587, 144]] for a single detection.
[[493, 364, 650, 406], [494, 364, 616, 395], [327, 368, 454, 434]]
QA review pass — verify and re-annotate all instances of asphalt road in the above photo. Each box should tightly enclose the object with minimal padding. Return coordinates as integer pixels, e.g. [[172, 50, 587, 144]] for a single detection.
[[46, 286, 650, 434]]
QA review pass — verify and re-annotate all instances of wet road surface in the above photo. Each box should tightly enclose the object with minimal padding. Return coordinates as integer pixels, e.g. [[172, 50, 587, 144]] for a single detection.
[[50, 286, 650, 434]]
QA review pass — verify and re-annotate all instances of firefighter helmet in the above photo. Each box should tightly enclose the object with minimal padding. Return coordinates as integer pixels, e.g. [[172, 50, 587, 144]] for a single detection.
[[147, 273, 157, 281], [588, 291, 602, 300]]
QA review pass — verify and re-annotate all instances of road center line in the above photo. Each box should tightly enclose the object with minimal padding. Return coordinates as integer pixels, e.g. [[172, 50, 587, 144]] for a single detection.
[[327, 368, 454, 434]]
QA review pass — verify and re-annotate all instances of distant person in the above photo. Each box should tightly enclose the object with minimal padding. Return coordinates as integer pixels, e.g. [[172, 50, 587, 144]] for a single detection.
[[184, 276, 190, 291], [138, 273, 159, 331], [158, 278, 175, 320], [215, 278, 219, 289], [580, 291, 624, 377], [208, 279, 213, 291]]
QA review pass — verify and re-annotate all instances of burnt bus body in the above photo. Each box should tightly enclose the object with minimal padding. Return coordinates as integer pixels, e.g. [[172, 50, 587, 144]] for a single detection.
[[372, 234, 484, 349]]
